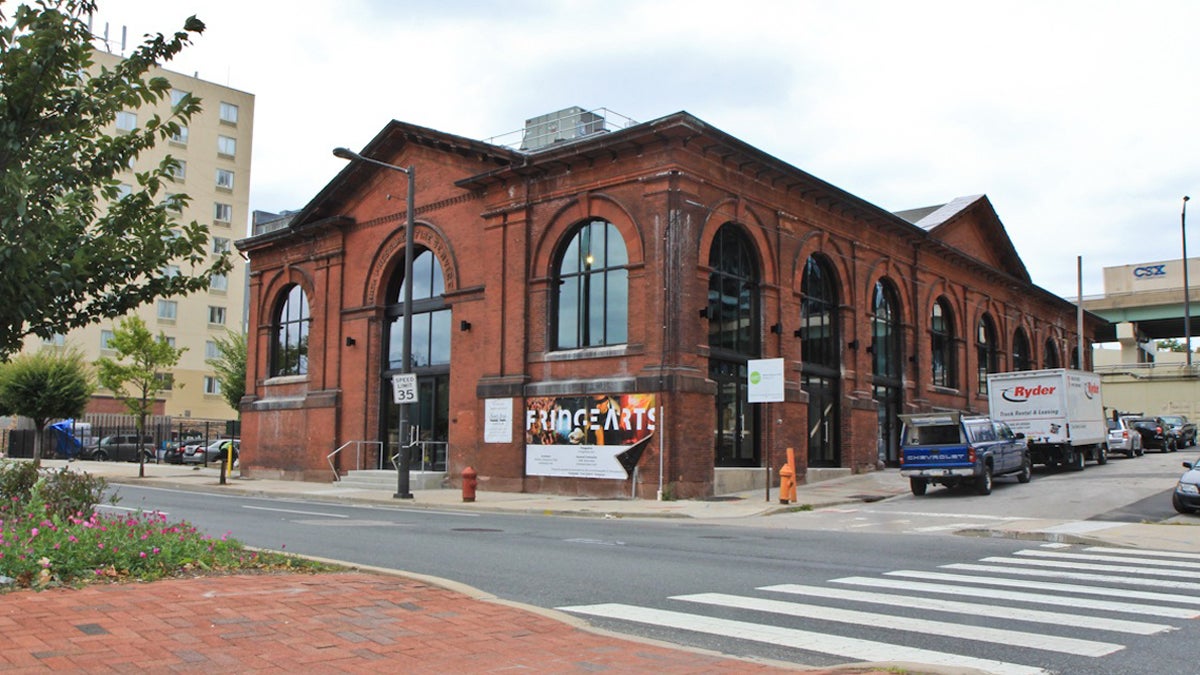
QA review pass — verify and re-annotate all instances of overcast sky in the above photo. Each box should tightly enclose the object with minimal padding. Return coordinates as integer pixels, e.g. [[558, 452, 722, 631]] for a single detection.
[[92, 0, 1200, 298]]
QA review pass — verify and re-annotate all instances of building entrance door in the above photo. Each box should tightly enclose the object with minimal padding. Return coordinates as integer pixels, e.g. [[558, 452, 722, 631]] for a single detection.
[[712, 360, 758, 467]]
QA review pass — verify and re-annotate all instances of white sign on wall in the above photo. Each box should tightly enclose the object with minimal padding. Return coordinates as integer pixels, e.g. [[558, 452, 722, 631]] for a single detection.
[[747, 358, 785, 403], [484, 398, 513, 443]]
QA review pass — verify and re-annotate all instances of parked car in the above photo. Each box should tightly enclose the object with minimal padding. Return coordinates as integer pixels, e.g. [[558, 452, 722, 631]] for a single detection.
[[161, 442, 185, 464], [1105, 416, 1144, 457], [1128, 417, 1176, 453], [182, 439, 239, 465], [81, 434, 155, 462], [1173, 460, 1200, 514], [1160, 415, 1196, 448], [900, 413, 1031, 496]]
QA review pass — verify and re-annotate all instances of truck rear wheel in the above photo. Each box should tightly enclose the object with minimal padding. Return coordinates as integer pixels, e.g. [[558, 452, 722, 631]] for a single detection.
[[975, 466, 993, 495], [910, 478, 928, 496], [1096, 445, 1108, 465], [1017, 456, 1032, 484], [1068, 450, 1085, 472]]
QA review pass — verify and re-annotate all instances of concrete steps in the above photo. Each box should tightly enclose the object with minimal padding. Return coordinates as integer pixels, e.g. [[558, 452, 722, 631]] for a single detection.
[[335, 469, 447, 491]]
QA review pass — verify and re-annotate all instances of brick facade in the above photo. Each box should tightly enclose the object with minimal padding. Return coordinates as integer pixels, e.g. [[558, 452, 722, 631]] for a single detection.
[[236, 113, 1103, 497]]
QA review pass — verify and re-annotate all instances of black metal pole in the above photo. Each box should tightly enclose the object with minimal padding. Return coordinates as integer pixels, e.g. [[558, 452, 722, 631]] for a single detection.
[[333, 147, 415, 498], [1185, 196, 1192, 369]]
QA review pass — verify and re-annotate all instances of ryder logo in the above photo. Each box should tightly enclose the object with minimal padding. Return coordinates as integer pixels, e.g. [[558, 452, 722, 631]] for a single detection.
[[1001, 385, 1055, 403], [1084, 382, 1100, 399]]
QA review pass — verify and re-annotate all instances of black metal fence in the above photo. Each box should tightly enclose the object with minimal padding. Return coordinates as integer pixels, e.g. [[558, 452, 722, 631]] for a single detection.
[[3, 414, 239, 462]]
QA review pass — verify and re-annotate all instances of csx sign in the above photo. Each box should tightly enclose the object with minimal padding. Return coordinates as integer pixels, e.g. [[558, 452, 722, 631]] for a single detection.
[[1133, 264, 1167, 278]]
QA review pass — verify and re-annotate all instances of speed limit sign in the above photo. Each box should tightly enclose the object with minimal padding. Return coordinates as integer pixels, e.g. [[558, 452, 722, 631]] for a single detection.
[[391, 373, 418, 404]]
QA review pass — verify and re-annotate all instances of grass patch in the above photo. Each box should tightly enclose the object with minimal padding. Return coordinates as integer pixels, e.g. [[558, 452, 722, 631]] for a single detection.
[[0, 459, 331, 590]]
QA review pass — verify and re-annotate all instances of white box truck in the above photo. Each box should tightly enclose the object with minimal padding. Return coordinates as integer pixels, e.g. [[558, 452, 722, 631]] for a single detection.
[[986, 368, 1108, 471]]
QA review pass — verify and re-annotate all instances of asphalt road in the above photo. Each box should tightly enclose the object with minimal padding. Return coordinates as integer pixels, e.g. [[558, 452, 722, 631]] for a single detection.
[[108, 473, 1200, 674]]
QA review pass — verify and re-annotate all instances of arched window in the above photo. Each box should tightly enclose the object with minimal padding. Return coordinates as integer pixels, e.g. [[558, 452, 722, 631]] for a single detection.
[[707, 223, 759, 356], [872, 280, 902, 380], [388, 249, 450, 369], [1012, 327, 1032, 371], [800, 256, 838, 369], [271, 284, 310, 377], [1044, 337, 1060, 369], [554, 219, 628, 350], [977, 314, 998, 394], [930, 297, 956, 388]]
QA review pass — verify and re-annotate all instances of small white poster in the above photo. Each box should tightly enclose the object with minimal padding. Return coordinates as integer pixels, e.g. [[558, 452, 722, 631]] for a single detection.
[[484, 398, 513, 443], [747, 358, 785, 403]]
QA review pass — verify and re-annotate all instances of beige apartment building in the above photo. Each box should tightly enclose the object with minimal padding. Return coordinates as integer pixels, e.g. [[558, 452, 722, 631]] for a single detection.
[[19, 50, 254, 421]]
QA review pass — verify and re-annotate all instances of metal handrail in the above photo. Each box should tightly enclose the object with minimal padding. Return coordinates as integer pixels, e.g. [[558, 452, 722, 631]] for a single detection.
[[327, 440, 383, 481]]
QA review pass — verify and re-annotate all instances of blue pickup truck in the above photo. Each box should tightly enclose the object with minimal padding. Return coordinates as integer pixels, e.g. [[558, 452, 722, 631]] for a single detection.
[[899, 412, 1032, 496]]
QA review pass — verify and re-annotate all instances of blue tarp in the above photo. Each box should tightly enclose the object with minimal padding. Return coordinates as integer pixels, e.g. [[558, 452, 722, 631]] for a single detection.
[[49, 420, 82, 459]]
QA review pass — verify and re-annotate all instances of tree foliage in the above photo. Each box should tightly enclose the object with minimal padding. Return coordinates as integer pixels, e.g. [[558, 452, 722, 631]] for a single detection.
[[0, 347, 94, 465], [0, 1, 229, 357], [205, 328, 245, 413], [95, 316, 184, 474]]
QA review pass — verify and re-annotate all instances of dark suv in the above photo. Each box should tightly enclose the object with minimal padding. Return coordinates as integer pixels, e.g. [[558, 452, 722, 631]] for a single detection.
[[81, 434, 155, 462], [1128, 417, 1175, 453]]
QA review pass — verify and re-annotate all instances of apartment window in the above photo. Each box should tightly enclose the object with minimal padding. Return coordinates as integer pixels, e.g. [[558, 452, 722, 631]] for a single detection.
[[164, 192, 183, 212], [162, 336, 176, 349], [205, 340, 219, 359], [216, 169, 234, 190], [170, 89, 190, 108], [163, 264, 180, 278], [208, 306, 227, 326], [212, 237, 230, 254], [155, 372, 175, 390], [117, 183, 132, 199], [115, 111, 136, 132], [204, 376, 221, 395], [170, 125, 189, 145], [217, 135, 236, 157], [210, 273, 228, 292], [157, 299, 178, 320], [219, 102, 239, 125], [41, 334, 66, 347], [214, 202, 232, 223], [100, 330, 114, 350], [170, 160, 187, 181]]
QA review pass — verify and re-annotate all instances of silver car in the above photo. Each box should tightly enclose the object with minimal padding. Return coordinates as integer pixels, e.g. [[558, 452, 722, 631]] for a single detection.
[[1106, 417, 1143, 457]]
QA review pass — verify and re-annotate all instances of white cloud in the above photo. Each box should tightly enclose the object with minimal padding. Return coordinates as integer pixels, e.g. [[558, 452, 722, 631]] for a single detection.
[[92, 0, 1200, 297]]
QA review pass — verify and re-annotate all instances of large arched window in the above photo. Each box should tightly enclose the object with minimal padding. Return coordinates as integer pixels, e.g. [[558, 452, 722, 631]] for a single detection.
[[930, 297, 956, 388], [271, 284, 310, 377], [1012, 327, 1032, 371], [1044, 337, 1060, 369], [977, 314, 998, 394], [801, 255, 840, 467], [872, 280, 902, 380], [553, 219, 628, 350], [707, 224, 759, 355], [388, 249, 450, 369], [708, 223, 760, 467], [800, 255, 838, 370]]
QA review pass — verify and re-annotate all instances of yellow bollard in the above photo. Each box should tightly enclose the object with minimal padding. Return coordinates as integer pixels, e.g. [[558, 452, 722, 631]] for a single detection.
[[779, 446, 798, 504]]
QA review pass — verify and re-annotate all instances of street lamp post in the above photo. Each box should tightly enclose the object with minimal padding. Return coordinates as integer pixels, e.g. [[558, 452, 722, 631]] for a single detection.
[[333, 147, 415, 498], [1185, 195, 1192, 369]]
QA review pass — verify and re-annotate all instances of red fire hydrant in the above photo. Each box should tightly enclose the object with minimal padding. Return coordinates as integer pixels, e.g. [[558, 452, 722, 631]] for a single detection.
[[462, 466, 477, 502]]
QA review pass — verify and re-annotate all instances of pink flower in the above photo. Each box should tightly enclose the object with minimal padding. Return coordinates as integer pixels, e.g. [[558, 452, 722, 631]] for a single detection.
[[30, 528, 38, 537]]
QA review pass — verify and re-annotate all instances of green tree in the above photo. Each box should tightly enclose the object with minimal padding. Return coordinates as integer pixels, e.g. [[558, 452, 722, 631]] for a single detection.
[[0, 348, 94, 466], [205, 329, 246, 413], [0, 1, 229, 357], [95, 316, 184, 477]]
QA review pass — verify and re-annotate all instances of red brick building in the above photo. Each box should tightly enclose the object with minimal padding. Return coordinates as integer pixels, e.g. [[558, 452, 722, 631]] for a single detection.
[[236, 110, 1102, 498]]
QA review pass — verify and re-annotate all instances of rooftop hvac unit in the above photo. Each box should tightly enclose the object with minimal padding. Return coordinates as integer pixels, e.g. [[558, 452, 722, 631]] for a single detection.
[[520, 106, 606, 151]]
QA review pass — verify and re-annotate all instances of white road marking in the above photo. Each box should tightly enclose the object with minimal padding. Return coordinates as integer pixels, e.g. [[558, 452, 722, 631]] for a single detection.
[[559, 603, 1047, 675], [1013, 549, 1200, 570], [671, 593, 1122, 657], [764, 582, 1174, 633], [1083, 546, 1200, 562], [884, 569, 1200, 607], [943, 563, 1200, 592], [242, 505, 349, 518], [978, 556, 1196, 578]]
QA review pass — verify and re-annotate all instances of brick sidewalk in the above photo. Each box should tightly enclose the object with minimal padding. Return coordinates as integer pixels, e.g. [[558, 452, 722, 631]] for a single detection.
[[0, 572, 896, 674]]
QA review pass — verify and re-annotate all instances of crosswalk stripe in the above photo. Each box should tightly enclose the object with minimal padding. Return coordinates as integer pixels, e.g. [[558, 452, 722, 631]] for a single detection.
[[1014, 549, 1200, 570], [1084, 546, 1200, 561], [944, 563, 1200, 592], [979, 556, 1196, 578], [559, 603, 1047, 675], [884, 570, 1200, 607], [821, 577, 1188, 626], [671, 592, 1122, 656]]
